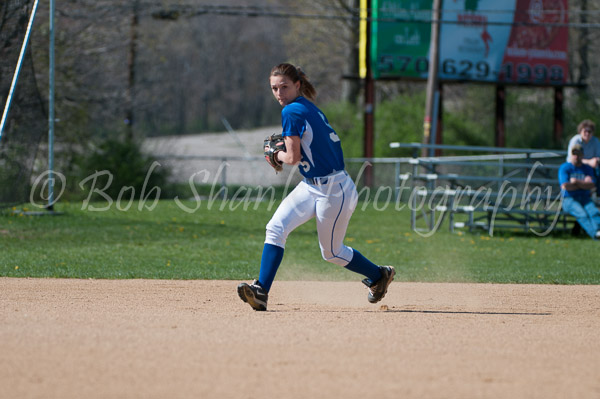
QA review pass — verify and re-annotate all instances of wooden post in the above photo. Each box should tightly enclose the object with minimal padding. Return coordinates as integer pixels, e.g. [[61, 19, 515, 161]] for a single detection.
[[434, 82, 443, 156], [422, 0, 442, 157], [495, 85, 505, 148], [554, 86, 564, 145]]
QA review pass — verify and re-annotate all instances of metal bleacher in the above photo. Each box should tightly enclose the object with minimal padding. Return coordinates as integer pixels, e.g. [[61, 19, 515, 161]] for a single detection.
[[389, 142, 577, 236]]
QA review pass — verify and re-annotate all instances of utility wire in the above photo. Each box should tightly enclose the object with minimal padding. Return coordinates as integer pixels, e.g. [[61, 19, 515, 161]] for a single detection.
[[56, 2, 600, 28], [148, 5, 600, 29]]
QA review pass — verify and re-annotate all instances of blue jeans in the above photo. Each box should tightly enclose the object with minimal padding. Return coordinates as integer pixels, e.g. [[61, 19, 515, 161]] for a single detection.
[[562, 197, 600, 239]]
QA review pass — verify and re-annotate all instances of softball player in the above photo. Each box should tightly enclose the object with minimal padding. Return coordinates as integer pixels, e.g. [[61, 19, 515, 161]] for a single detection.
[[238, 63, 395, 311]]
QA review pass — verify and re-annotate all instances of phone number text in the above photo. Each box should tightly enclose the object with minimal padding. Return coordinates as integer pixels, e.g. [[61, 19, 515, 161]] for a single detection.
[[378, 55, 566, 84]]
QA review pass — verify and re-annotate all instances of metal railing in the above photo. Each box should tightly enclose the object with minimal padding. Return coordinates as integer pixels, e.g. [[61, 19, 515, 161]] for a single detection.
[[153, 143, 575, 236], [388, 142, 571, 235]]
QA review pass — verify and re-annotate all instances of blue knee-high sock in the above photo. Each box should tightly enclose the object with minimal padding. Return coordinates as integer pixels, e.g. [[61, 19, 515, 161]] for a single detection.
[[344, 249, 382, 282], [258, 243, 285, 292]]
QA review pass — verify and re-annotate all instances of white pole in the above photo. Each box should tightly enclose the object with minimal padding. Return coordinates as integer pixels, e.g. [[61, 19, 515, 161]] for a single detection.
[[0, 0, 41, 142], [48, 0, 56, 210]]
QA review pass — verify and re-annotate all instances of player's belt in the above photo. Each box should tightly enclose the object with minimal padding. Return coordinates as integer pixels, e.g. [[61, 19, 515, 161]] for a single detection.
[[304, 171, 347, 186]]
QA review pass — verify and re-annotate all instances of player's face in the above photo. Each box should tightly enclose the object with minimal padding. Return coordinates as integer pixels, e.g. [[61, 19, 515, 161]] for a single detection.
[[270, 75, 300, 106]]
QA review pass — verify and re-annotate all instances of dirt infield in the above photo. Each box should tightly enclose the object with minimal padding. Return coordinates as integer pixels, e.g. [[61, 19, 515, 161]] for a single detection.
[[1, 278, 599, 399]]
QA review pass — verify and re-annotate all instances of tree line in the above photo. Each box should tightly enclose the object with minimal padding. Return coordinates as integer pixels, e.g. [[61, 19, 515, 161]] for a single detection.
[[23, 0, 600, 157]]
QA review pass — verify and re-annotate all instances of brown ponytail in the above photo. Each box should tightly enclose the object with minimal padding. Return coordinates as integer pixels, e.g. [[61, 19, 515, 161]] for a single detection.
[[270, 63, 317, 102]]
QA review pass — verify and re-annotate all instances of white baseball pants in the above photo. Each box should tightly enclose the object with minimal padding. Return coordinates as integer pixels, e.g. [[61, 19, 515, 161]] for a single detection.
[[265, 171, 358, 266]]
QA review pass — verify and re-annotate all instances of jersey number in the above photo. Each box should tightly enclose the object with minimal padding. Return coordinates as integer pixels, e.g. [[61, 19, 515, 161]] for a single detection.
[[299, 161, 311, 173]]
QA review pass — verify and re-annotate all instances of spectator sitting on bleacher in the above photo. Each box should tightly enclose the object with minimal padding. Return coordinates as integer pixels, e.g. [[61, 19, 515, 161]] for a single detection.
[[566, 119, 600, 195], [559, 144, 600, 239]]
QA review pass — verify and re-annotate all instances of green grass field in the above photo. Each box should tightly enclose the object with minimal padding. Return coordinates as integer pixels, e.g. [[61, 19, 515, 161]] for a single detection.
[[1, 199, 598, 284]]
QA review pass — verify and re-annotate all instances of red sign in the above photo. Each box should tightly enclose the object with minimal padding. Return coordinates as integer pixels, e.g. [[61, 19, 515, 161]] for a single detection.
[[500, 0, 569, 84]]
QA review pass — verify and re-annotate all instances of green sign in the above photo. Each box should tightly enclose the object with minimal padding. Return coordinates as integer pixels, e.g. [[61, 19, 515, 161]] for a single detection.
[[372, 0, 432, 79]]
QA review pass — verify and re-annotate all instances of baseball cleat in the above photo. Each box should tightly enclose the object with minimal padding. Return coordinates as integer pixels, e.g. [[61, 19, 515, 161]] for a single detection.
[[237, 280, 268, 311], [362, 266, 395, 304]]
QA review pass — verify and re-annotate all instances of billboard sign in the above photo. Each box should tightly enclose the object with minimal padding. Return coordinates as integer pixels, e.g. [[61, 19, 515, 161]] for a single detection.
[[371, 0, 569, 85]]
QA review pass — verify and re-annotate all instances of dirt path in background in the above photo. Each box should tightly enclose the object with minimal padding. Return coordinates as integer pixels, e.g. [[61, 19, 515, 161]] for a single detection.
[[1, 278, 599, 399]]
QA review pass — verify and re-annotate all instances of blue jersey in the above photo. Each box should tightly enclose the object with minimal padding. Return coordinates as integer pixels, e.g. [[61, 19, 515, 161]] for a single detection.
[[280, 96, 345, 178], [558, 162, 596, 202]]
